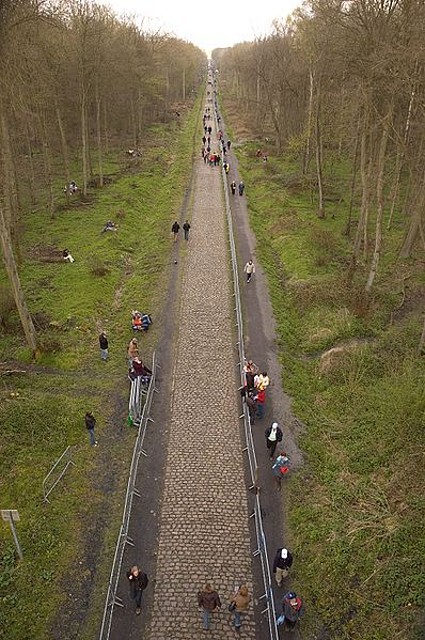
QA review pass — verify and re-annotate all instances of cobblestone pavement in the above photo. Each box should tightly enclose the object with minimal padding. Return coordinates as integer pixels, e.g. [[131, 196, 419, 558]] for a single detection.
[[145, 115, 257, 639]]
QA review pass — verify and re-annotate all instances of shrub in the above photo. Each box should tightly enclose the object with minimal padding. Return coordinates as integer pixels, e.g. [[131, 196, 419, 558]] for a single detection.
[[0, 285, 16, 331], [87, 255, 109, 277]]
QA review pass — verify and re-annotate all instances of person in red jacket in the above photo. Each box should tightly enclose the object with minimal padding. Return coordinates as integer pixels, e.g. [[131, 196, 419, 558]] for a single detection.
[[255, 388, 266, 419]]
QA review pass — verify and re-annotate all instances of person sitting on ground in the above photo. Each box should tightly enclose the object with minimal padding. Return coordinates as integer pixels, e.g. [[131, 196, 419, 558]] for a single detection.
[[63, 249, 75, 263], [102, 220, 118, 232], [64, 181, 78, 194]]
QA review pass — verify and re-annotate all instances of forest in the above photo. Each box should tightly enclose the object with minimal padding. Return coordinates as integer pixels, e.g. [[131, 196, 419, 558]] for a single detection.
[[1, 0, 424, 639]]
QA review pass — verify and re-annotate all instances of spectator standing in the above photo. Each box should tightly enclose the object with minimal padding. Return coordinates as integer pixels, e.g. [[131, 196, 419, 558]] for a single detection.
[[230, 180, 237, 195], [197, 583, 221, 630], [243, 359, 258, 390], [183, 220, 191, 241], [99, 331, 108, 361], [171, 221, 180, 242], [255, 388, 266, 419], [85, 411, 97, 446], [227, 139, 231, 150], [127, 337, 139, 366], [229, 585, 250, 632], [255, 371, 270, 391], [238, 181, 245, 196], [272, 548, 293, 587], [244, 259, 255, 283], [126, 565, 149, 615], [246, 391, 258, 425], [265, 422, 283, 459]]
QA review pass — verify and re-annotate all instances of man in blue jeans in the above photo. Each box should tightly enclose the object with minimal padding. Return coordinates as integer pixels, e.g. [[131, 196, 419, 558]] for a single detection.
[[84, 411, 98, 446], [197, 584, 221, 630]]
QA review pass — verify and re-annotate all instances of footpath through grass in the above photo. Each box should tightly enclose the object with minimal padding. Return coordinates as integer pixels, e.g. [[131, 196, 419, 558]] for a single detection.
[[0, 97, 202, 639], [225, 125, 425, 639]]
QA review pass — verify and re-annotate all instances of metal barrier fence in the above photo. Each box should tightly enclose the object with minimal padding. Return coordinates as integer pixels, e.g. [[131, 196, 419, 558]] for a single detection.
[[42, 445, 76, 503], [98, 351, 156, 640], [219, 124, 280, 640]]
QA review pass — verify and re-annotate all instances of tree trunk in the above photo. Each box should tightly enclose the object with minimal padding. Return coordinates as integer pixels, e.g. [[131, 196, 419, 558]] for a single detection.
[[387, 86, 414, 230], [95, 82, 103, 187], [399, 168, 425, 258], [56, 102, 71, 186], [0, 109, 20, 234], [0, 204, 39, 357], [38, 111, 55, 219], [25, 123, 37, 206], [314, 75, 325, 219], [81, 85, 89, 198], [344, 114, 361, 237], [302, 65, 314, 176], [365, 107, 391, 293]]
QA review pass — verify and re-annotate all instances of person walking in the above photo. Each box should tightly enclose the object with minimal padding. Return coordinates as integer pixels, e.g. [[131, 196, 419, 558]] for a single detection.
[[227, 139, 231, 150], [229, 585, 250, 632], [126, 565, 149, 615], [98, 331, 108, 361], [271, 451, 290, 490], [171, 221, 180, 242], [238, 181, 245, 196], [183, 220, 191, 241], [85, 411, 97, 446], [197, 583, 221, 630], [265, 422, 283, 459], [277, 591, 304, 631], [244, 259, 255, 283], [230, 180, 236, 195], [272, 548, 293, 587]]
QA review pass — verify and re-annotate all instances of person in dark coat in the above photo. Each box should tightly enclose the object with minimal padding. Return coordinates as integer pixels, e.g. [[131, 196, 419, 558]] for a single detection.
[[277, 591, 304, 630], [99, 331, 108, 361], [265, 422, 283, 459], [127, 565, 149, 615], [197, 583, 221, 630], [171, 221, 180, 242], [85, 411, 97, 446], [183, 220, 191, 241], [230, 180, 237, 195], [272, 547, 293, 586], [246, 391, 258, 425]]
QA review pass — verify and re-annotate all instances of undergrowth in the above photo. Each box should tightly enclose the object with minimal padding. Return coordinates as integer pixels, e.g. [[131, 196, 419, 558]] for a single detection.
[[0, 95, 202, 639], [225, 105, 425, 640]]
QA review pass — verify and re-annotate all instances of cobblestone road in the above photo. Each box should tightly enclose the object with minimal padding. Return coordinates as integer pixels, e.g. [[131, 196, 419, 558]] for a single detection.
[[145, 114, 257, 639]]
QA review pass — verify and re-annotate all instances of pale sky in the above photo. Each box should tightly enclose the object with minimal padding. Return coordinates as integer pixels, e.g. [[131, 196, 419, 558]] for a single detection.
[[104, 0, 302, 56]]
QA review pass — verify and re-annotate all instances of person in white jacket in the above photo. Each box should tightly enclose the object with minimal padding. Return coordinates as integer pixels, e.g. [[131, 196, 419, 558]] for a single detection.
[[244, 259, 255, 283]]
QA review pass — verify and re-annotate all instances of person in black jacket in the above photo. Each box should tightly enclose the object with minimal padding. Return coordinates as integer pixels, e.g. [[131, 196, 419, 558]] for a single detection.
[[84, 411, 97, 447], [183, 220, 191, 241], [98, 332, 108, 361], [171, 221, 180, 242], [127, 565, 149, 615], [265, 422, 283, 459], [273, 547, 293, 586]]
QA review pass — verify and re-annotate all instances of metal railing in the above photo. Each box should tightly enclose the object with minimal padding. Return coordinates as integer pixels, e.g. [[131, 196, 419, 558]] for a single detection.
[[219, 121, 280, 640], [98, 352, 156, 640], [42, 445, 76, 502]]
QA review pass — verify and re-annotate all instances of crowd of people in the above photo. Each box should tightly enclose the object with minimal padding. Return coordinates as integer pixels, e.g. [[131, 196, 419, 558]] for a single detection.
[[85, 78, 304, 632]]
